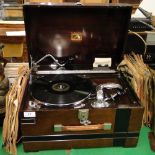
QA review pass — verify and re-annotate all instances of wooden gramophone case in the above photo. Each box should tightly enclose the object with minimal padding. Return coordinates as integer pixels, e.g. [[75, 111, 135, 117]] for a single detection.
[[19, 3, 144, 152]]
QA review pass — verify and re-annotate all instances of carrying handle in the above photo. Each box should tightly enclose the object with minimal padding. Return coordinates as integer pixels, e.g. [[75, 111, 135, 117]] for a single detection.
[[54, 123, 112, 132]]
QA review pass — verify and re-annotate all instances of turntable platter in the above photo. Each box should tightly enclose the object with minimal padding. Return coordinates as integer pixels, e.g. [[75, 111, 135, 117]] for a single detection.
[[30, 75, 93, 107]]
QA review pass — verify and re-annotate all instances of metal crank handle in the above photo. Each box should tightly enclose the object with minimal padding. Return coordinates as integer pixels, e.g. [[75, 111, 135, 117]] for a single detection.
[[33, 54, 65, 67]]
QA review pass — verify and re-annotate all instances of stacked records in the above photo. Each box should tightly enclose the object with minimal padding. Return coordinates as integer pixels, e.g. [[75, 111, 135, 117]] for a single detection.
[[0, 63, 9, 117], [4, 62, 28, 85], [118, 53, 155, 129]]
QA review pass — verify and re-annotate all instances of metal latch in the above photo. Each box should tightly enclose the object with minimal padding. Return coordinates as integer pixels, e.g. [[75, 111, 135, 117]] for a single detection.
[[78, 109, 91, 125]]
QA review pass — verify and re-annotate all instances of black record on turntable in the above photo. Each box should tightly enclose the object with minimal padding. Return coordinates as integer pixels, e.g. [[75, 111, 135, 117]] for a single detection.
[[30, 75, 93, 107]]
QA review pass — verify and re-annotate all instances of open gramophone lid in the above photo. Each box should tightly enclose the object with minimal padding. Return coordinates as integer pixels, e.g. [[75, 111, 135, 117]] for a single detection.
[[30, 75, 93, 107], [24, 4, 131, 69]]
